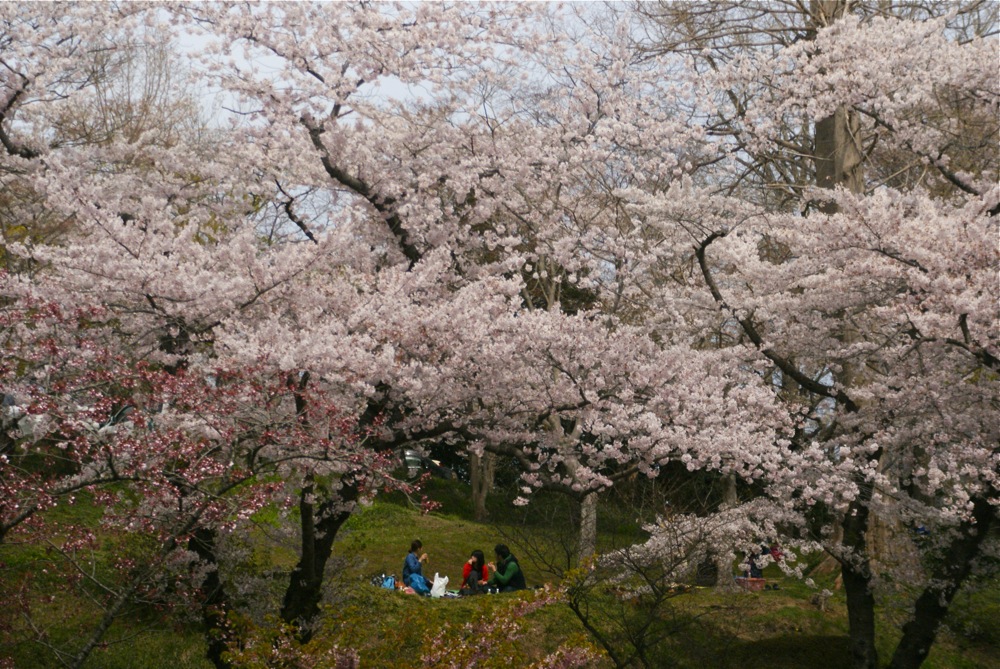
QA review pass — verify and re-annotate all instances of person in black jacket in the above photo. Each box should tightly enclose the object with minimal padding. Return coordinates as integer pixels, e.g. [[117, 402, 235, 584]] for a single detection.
[[487, 543, 526, 592]]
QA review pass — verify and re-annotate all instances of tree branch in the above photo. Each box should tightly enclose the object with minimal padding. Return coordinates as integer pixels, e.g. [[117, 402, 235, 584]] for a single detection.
[[696, 231, 858, 412], [302, 119, 422, 268]]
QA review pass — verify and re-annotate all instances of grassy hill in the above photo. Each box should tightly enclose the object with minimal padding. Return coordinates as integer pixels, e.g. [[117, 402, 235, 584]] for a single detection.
[[2, 478, 998, 668]]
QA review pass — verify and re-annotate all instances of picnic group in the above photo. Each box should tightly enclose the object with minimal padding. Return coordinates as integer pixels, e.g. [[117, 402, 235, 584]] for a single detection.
[[386, 540, 527, 596]]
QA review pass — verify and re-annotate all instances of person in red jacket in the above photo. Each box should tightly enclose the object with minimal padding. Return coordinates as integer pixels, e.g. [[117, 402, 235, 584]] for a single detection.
[[461, 549, 489, 593]]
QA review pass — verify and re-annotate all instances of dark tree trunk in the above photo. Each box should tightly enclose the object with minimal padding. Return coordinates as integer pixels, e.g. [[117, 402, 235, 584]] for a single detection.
[[188, 528, 230, 669], [578, 491, 598, 560], [840, 497, 879, 669], [280, 371, 361, 641], [841, 561, 879, 669], [280, 479, 359, 642], [889, 496, 996, 669], [811, 8, 872, 655]]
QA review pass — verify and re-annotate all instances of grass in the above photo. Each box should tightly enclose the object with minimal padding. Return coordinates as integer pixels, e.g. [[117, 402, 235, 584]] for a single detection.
[[2, 478, 998, 668], [1, 594, 213, 669]]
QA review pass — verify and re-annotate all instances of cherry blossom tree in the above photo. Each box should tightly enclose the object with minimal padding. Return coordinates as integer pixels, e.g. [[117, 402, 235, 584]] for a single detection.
[[624, 3, 998, 668], [1, 3, 995, 669], [174, 0, 777, 564], [0, 276, 392, 667], [0, 5, 389, 663]]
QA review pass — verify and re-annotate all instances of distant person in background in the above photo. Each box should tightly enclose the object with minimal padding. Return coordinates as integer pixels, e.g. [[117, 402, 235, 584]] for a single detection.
[[487, 543, 526, 592], [402, 539, 428, 587], [745, 544, 769, 579], [461, 549, 489, 594]]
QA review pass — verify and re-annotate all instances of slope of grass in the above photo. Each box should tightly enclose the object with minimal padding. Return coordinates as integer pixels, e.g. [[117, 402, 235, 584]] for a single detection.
[[2, 478, 997, 669], [325, 484, 1000, 669]]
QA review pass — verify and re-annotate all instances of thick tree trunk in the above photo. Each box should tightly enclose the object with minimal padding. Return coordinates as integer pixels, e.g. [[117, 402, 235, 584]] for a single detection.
[[280, 371, 362, 639], [714, 474, 739, 589], [470, 451, 495, 522], [811, 0, 864, 205], [188, 528, 230, 669], [814, 105, 864, 208], [840, 497, 879, 669], [578, 491, 598, 561], [280, 479, 359, 642], [866, 492, 922, 584], [811, 5, 872, 665], [841, 562, 879, 669], [889, 496, 996, 669]]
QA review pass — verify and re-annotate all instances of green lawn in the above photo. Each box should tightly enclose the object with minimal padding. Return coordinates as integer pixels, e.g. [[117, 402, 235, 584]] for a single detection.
[[2, 479, 997, 668]]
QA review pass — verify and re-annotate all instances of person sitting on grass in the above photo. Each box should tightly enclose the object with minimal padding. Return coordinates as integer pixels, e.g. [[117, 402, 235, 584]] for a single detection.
[[487, 543, 526, 592], [402, 539, 428, 588], [461, 549, 490, 594]]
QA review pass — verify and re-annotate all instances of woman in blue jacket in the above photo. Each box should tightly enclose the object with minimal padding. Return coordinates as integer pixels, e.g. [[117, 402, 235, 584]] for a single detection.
[[402, 539, 428, 587]]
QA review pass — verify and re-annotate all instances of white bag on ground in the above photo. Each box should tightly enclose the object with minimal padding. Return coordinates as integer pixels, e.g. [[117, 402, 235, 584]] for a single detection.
[[430, 572, 449, 598]]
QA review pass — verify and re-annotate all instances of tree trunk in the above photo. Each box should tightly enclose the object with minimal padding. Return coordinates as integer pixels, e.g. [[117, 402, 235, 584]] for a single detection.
[[70, 532, 186, 669], [714, 474, 739, 589], [811, 6, 873, 666], [69, 569, 149, 669], [889, 496, 996, 669], [811, 0, 864, 207], [840, 498, 879, 669], [841, 562, 879, 669], [866, 492, 921, 584], [188, 528, 230, 669], [814, 105, 864, 209], [280, 479, 359, 642], [578, 491, 598, 561], [470, 450, 495, 522]]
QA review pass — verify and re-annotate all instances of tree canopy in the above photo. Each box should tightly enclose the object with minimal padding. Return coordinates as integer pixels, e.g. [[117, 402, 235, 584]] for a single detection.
[[0, 2, 996, 668]]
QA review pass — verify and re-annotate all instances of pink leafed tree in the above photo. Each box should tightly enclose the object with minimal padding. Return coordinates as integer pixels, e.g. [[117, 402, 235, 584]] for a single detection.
[[1, 2, 996, 669], [622, 3, 998, 668]]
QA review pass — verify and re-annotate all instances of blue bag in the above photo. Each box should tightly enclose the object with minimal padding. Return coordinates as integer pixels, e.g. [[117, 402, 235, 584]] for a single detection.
[[408, 573, 431, 595], [382, 575, 395, 589]]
